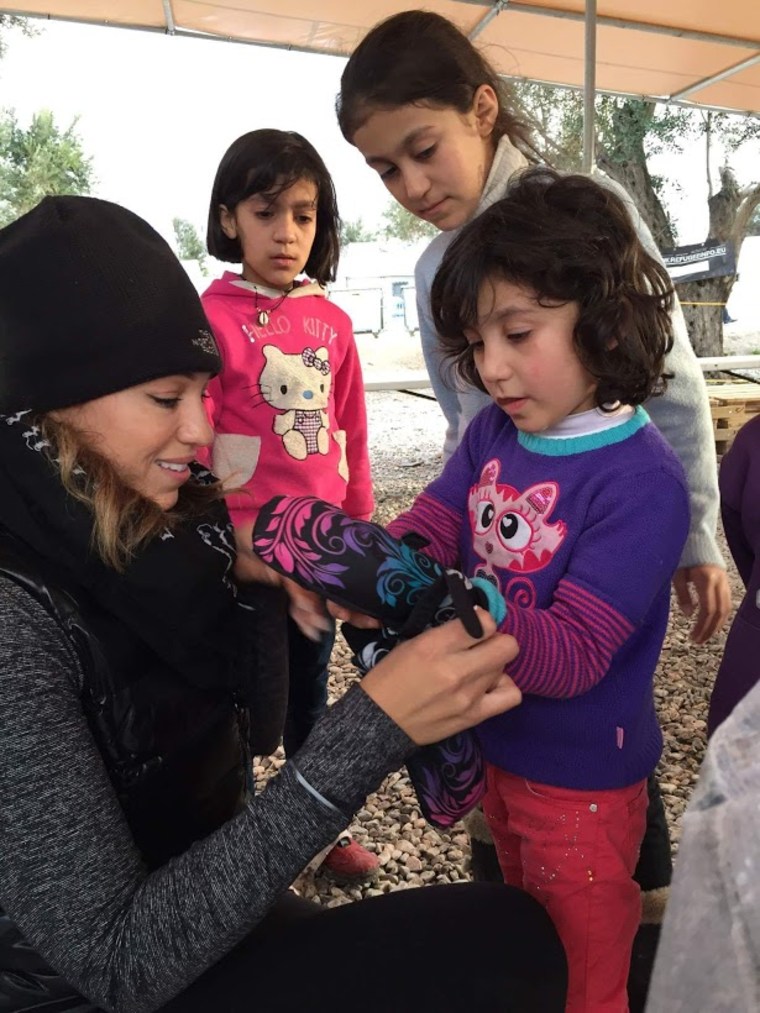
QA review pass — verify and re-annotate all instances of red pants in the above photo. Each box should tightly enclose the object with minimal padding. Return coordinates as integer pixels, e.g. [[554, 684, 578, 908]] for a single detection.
[[483, 765, 647, 1012]]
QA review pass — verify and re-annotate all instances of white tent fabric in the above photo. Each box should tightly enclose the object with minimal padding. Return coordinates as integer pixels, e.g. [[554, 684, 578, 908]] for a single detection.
[[3, 1, 760, 116]]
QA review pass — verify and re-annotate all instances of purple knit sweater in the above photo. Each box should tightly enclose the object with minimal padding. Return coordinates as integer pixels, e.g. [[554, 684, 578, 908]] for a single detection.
[[389, 404, 689, 790], [708, 414, 760, 734]]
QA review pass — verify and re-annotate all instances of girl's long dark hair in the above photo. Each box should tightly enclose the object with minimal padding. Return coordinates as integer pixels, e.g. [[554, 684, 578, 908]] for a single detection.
[[206, 128, 340, 285], [337, 9, 535, 160]]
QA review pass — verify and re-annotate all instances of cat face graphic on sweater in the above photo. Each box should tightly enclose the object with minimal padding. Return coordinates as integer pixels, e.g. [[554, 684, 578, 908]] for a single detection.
[[468, 458, 566, 579], [259, 344, 331, 412], [259, 344, 332, 461]]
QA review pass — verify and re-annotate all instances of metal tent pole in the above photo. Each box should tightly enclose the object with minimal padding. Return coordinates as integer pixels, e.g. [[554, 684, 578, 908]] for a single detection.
[[583, 0, 597, 173]]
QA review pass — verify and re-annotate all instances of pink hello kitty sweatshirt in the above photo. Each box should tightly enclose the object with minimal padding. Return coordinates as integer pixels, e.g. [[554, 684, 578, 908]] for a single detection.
[[201, 272, 373, 527]]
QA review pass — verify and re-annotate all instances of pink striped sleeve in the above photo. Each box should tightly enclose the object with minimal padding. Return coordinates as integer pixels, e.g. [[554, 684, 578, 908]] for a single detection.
[[387, 492, 462, 568], [504, 578, 634, 698]]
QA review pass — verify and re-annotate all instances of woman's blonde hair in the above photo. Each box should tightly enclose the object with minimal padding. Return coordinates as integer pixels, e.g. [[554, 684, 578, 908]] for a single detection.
[[40, 414, 224, 571]]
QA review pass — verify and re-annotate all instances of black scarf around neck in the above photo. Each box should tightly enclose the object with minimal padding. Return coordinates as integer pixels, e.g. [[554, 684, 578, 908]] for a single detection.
[[0, 410, 245, 692]]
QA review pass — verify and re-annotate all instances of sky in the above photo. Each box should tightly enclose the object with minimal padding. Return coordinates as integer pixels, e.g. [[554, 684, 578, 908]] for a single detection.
[[0, 17, 393, 245], [0, 16, 757, 257]]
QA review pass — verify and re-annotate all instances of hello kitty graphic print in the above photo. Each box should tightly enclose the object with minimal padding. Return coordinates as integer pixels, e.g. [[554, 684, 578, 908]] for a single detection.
[[260, 344, 332, 460], [200, 273, 373, 527], [468, 458, 566, 583]]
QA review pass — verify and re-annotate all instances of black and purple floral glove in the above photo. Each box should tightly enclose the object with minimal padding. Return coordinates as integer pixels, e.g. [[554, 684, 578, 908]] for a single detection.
[[253, 494, 506, 828]]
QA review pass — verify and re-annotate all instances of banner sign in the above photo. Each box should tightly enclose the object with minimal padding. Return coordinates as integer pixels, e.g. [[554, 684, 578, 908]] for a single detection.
[[660, 239, 736, 284]]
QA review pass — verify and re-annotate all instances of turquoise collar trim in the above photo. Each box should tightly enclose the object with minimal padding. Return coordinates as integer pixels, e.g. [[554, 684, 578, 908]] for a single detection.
[[516, 406, 650, 456]]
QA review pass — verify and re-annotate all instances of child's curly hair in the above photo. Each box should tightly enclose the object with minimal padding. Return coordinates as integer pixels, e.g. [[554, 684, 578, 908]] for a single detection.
[[431, 167, 674, 408]]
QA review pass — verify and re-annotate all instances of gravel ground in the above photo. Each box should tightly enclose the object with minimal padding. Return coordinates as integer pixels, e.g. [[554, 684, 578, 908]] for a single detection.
[[255, 386, 740, 907]]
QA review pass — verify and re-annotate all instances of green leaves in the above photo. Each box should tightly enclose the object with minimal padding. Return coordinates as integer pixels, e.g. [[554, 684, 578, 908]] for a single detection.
[[379, 204, 436, 243], [172, 217, 207, 273], [0, 109, 95, 226], [339, 217, 377, 245]]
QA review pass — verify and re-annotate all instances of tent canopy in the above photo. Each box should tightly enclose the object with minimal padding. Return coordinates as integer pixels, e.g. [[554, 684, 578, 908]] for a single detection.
[[3, 1, 760, 116]]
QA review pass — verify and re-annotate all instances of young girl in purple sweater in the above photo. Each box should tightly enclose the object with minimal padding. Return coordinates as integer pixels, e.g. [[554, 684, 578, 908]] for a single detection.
[[385, 167, 689, 1011]]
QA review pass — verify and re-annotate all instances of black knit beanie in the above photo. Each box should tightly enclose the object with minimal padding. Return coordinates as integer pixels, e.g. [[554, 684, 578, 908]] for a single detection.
[[0, 195, 221, 413]]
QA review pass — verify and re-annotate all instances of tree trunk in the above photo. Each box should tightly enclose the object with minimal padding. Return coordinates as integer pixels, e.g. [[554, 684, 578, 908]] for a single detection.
[[676, 276, 729, 357], [595, 100, 675, 249], [598, 128, 760, 357], [520, 92, 760, 357], [677, 167, 752, 356]]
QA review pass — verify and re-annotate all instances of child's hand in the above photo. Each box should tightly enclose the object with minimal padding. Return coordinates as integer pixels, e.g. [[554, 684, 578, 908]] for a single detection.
[[672, 564, 732, 644]]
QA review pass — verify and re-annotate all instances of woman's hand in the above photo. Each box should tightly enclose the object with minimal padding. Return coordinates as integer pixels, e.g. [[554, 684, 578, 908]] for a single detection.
[[233, 548, 281, 587], [361, 608, 521, 745], [232, 521, 281, 586], [327, 600, 381, 630], [282, 576, 333, 642], [233, 522, 331, 641]]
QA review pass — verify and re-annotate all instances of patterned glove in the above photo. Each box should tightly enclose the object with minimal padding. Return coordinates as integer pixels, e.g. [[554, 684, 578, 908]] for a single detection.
[[253, 494, 506, 828]]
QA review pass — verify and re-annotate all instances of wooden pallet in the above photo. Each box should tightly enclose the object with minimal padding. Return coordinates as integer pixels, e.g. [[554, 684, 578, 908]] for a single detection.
[[707, 381, 760, 455]]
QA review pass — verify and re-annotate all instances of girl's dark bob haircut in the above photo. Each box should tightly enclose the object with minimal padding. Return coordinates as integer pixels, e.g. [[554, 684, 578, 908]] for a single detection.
[[206, 128, 340, 285], [336, 10, 535, 158], [431, 167, 675, 408]]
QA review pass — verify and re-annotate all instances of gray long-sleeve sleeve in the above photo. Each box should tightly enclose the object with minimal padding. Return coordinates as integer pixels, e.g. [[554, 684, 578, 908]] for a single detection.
[[0, 578, 412, 1013], [415, 243, 491, 461], [645, 311, 723, 569], [592, 171, 723, 570], [646, 680, 760, 1012]]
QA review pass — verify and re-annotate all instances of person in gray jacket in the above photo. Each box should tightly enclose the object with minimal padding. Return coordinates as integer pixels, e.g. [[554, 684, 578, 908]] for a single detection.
[[646, 675, 760, 1013], [0, 195, 567, 1013], [338, 9, 730, 648], [337, 16, 731, 967]]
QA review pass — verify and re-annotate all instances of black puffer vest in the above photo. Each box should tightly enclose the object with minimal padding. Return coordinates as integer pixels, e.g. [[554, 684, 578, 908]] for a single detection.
[[0, 530, 249, 1012]]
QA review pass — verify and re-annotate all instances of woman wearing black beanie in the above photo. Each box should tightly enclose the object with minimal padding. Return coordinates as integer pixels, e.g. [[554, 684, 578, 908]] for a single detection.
[[0, 197, 566, 1013]]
